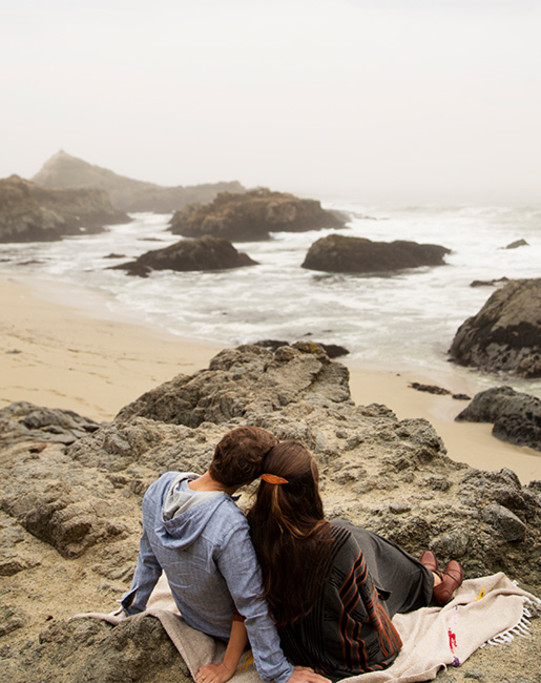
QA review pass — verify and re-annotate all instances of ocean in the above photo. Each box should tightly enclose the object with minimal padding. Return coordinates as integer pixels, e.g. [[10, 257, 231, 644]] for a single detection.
[[1, 201, 540, 398]]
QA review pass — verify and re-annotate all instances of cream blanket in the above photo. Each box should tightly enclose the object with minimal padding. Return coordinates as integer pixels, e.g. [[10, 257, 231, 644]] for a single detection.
[[78, 572, 538, 683]]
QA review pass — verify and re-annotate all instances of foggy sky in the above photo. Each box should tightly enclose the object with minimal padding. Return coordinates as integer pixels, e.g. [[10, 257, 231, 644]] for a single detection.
[[2, 0, 540, 204]]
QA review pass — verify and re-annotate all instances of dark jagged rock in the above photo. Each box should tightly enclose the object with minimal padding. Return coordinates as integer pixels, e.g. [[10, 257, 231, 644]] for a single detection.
[[1, 344, 541, 680], [503, 239, 529, 249], [32, 150, 245, 213], [470, 277, 509, 288], [455, 386, 541, 451], [254, 339, 349, 359], [0, 175, 129, 242], [409, 382, 451, 395], [301, 234, 450, 273], [449, 278, 541, 378], [168, 188, 347, 241], [111, 236, 258, 277]]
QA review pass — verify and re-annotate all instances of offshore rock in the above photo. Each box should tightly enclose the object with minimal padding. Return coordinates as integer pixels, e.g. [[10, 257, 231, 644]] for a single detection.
[[1, 344, 541, 680], [111, 236, 258, 277], [455, 386, 541, 451], [32, 150, 245, 213], [449, 278, 541, 378], [503, 239, 528, 249], [168, 188, 347, 241], [301, 234, 450, 273], [0, 175, 129, 242]]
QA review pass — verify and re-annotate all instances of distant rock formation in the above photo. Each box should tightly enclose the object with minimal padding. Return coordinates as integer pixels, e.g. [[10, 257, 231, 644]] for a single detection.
[[1, 343, 540, 679], [111, 236, 258, 277], [0, 175, 129, 242], [301, 234, 450, 273], [168, 188, 348, 241], [456, 386, 541, 452], [503, 239, 528, 250], [32, 150, 245, 213], [449, 278, 541, 378]]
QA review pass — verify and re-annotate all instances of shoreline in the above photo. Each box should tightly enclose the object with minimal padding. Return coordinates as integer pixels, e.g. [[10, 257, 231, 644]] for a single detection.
[[1, 275, 539, 483]]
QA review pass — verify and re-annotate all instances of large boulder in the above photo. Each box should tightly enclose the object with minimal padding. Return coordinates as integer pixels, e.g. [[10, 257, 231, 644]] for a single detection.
[[449, 278, 541, 378], [32, 150, 245, 213], [455, 386, 541, 451], [301, 234, 450, 273], [111, 236, 258, 277], [1, 344, 541, 680], [0, 175, 129, 242], [168, 188, 347, 241]]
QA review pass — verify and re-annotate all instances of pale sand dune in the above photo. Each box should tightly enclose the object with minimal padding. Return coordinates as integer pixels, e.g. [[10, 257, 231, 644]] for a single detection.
[[1, 276, 539, 483]]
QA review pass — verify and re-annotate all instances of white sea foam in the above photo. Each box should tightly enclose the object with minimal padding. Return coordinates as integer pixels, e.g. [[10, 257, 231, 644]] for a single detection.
[[1, 202, 540, 397]]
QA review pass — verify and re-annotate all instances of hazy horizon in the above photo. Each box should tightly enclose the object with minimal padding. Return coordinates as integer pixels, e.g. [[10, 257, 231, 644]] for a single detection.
[[2, 0, 540, 205]]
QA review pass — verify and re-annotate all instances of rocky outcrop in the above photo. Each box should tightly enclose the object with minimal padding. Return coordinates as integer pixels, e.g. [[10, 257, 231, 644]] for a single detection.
[[456, 386, 541, 451], [301, 234, 450, 273], [33, 150, 245, 213], [449, 278, 541, 378], [111, 236, 258, 277], [0, 175, 129, 242], [168, 188, 347, 241], [1, 344, 540, 680]]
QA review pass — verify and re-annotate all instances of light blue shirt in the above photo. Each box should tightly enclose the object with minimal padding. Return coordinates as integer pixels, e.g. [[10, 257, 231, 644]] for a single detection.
[[122, 472, 293, 683]]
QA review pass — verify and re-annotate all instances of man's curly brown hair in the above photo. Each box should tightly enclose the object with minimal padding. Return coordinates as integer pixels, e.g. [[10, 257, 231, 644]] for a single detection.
[[209, 426, 279, 488]]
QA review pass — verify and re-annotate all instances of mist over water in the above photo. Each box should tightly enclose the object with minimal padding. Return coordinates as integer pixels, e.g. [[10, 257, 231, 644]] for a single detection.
[[1, 201, 540, 397]]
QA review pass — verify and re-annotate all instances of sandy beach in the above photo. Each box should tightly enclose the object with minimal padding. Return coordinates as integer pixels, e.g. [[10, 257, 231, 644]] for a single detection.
[[1, 275, 539, 483]]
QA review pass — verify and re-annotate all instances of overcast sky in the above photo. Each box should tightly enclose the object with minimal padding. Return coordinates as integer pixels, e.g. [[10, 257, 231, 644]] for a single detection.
[[1, 0, 540, 203]]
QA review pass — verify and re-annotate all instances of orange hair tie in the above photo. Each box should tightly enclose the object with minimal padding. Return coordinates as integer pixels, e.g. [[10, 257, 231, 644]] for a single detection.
[[260, 473, 289, 485]]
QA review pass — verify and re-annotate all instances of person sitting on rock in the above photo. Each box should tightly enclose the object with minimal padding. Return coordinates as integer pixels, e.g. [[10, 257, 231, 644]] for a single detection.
[[247, 440, 464, 681], [121, 426, 329, 683]]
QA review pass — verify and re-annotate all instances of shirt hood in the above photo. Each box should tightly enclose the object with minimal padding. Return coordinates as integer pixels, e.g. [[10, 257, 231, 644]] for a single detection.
[[151, 472, 229, 551]]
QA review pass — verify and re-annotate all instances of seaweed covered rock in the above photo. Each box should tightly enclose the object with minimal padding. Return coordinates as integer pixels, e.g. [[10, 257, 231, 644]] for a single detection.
[[169, 188, 347, 241], [449, 278, 541, 378], [301, 234, 450, 273], [111, 236, 258, 277]]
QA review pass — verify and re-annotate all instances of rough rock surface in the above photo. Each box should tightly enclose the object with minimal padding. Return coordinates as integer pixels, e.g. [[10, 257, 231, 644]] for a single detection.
[[449, 278, 541, 378], [168, 188, 347, 241], [0, 175, 129, 242], [32, 150, 245, 213], [111, 236, 258, 277], [254, 339, 349, 359], [456, 386, 541, 451], [301, 234, 450, 273], [1, 344, 540, 681]]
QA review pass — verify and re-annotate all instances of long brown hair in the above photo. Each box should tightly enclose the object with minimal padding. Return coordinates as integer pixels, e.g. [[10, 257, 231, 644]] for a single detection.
[[247, 441, 334, 626]]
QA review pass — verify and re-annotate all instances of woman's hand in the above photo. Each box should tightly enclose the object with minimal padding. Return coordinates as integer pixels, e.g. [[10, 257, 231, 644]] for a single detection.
[[196, 662, 237, 683]]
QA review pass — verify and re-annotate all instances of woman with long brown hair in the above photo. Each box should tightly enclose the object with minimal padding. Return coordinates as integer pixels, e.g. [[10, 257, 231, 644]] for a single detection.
[[248, 441, 463, 680]]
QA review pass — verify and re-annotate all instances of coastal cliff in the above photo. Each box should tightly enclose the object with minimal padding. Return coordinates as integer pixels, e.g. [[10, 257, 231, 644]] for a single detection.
[[0, 344, 539, 681], [0, 175, 129, 242], [33, 150, 245, 213]]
